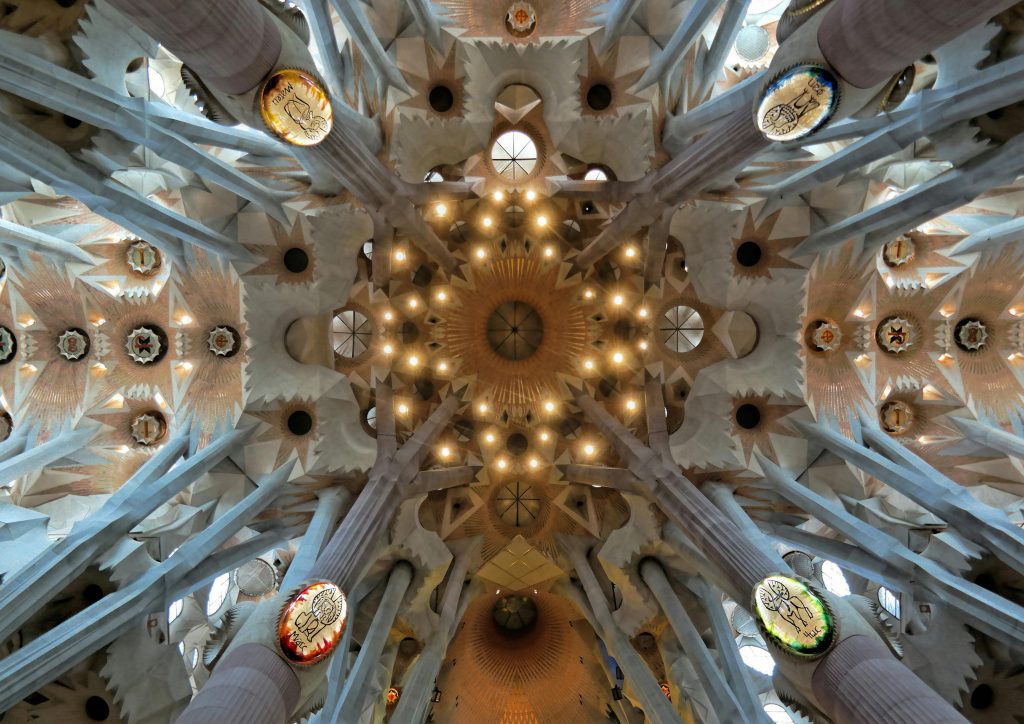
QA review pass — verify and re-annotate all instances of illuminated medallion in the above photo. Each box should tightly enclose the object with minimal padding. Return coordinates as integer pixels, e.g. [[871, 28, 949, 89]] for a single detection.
[[386, 688, 400, 705], [0, 326, 16, 364], [259, 69, 333, 147], [125, 326, 166, 364], [876, 316, 915, 354], [57, 328, 90, 361], [756, 64, 838, 142], [753, 574, 835, 657], [130, 411, 167, 446], [207, 326, 241, 357], [0, 411, 11, 443], [126, 240, 162, 276], [882, 235, 915, 267], [954, 318, 988, 352], [505, 1, 537, 36], [879, 400, 914, 435], [809, 320, 841, 352], [278, 581, 347, 665]]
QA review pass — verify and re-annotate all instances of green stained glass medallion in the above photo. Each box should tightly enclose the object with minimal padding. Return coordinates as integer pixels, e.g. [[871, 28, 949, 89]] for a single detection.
[[752, 574, 835, 657]]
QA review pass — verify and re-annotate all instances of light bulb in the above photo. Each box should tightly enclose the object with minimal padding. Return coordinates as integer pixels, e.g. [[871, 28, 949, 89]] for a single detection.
[[612, 351, 624, 364], [536, 215, 548, 227], [394, 250, 406, 262], [525, 190, 537, 201], [434, 203, 447, 217]]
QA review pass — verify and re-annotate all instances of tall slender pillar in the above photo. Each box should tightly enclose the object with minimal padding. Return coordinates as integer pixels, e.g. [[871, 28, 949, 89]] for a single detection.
[[325, 561, 413, 722], [565, 543, 685, 724], [390, 542, 477, 724], [640, 560, 751, 723], [280, 488, 349, 590]]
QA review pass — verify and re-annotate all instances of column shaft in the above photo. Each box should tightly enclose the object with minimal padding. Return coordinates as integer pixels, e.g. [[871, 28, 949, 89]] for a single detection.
[[281, 488, 349, 590], [817, 0, 1020, 89]]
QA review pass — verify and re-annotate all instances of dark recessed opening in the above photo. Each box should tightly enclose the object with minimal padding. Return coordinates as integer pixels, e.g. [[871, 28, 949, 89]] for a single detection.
[[581, 200, 596, 215], [283, 247, 309, 273], [429, 85, 455, 113], [85, 696, 110, 721], [83, 584, 105, 603], [23, 692, 48, 706], [412, 264, 433, 287], [586, 83, 612, 111], [287, 411, 313, 436], [505, 433, 529, 456], [973, 572, 997, 591], [414, 379, 436, 400], [970, 683, 995, 710], [453, 417, 475, 441], [736, 241, 762, 267], [735, 404, 761, 429], [63, 114, 82, 128], [55, 0, 77, 8]]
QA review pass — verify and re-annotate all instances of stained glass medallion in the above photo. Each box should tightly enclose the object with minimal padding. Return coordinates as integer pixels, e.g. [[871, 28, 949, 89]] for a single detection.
[[756, 65, 838, 142], [278, 581, 347, 665], [753, 574, 835, 657]]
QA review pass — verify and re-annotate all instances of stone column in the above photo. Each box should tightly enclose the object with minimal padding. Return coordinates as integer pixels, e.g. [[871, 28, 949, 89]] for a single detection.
[[639, 560, 753, 723], [324, 561, 413, 722], [817, 0, 1021, 89], [280, 488, 349, 591], [565, 544, 685, 724], [105, 0, 280, 95]]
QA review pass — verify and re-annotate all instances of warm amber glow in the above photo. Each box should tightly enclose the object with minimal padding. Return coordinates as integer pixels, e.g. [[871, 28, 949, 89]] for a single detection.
[[529, 458, 540, 469], [525, 190, 537, 201], [437, 360, 449, 372], [638, 308, 649, 318], [625, 246, 637, 258], [638, 340, 649, 351], [539, 430, 550, 442], [407, 355, 420, 367], [583, 359, 595, 370], [612, 294, 624, 306], [475, 247, 487, 259], [382, 344, 394, 355], [436, 290, 447, 302], [582, 442, 596, 456], [544, 246, 555, 258], [493, 191, 505, 202], [612, 351, 625, 364], [478, 402, 489, 414], [408, 298, 418, 309], [482, 216, 494, 228], [394, 250, 407, 262], [583, 289, 595, 300], [484, 432, 496, 444], [434, 203, 447, 217], [543, 400, 555, 413], [397, 402, 410, 415], [439, 446, 451, 458], [383, 311, 394, 321], [536, 215, 548, 227], [625, 399, 637, 411], [496, 457, 508, 470]]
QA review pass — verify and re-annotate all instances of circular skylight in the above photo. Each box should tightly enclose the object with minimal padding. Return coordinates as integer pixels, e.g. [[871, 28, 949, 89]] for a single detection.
[[821, 560, 851, 596], [660, 305, 704, 352], [584, 167, 609, 181], [491, 130, 538, 181], [332, 310, 372, 358]]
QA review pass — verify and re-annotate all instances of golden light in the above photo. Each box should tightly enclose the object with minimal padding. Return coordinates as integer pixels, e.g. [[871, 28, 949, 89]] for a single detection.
[[92, 362, 107, 372], [436, 290, 447, 302], [612, 294, 624, 306], [625, 399, 637, 411], [437, 360, 449, 372], [853, 308, 867, 318], [529, 458, 540, 469], [583, 358, 595, 371], [179, 314, 193, 325], [525, 190, 537, 201], [397, 402, 410, 415], [1011, 308, 1021, 317], [536, 215, 548, 227], [582, 442, 596, 457], [638, 340, 649, 351], [544, 246, 555, 258], [181, 361, 194, 371], [434, 202, 447, 217], [407, 355, 420, 368], [484, 432, 496, 444], [583, 289, 595, 300], [539, 431, 550, 442], [482, 216, 493, 229], [496, 457, 508, 470], [475, 247, 487, 260], [638, 307, 649, 318], [383, 311, 394, 321], [394, 250, 407, 262], [612, 351, 625, 365], [544, 400, 556, 413], [493, 190, 505, 202], [93, 318, 106, 327], [383, 343, 394, 355], [625, 246, 637, 258], [439, 446, 451, 459], [478, 402, 489, 414]]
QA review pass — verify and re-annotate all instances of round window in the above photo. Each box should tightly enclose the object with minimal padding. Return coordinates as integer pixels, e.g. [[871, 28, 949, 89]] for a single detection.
[[660, 305, 704, 352], [490, 130, 538, 181], [332, 310, 372, 358]]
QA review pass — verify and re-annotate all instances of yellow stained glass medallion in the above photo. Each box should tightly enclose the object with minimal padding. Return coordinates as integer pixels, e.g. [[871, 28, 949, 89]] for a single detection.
[[259, 69, 333, 146]]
